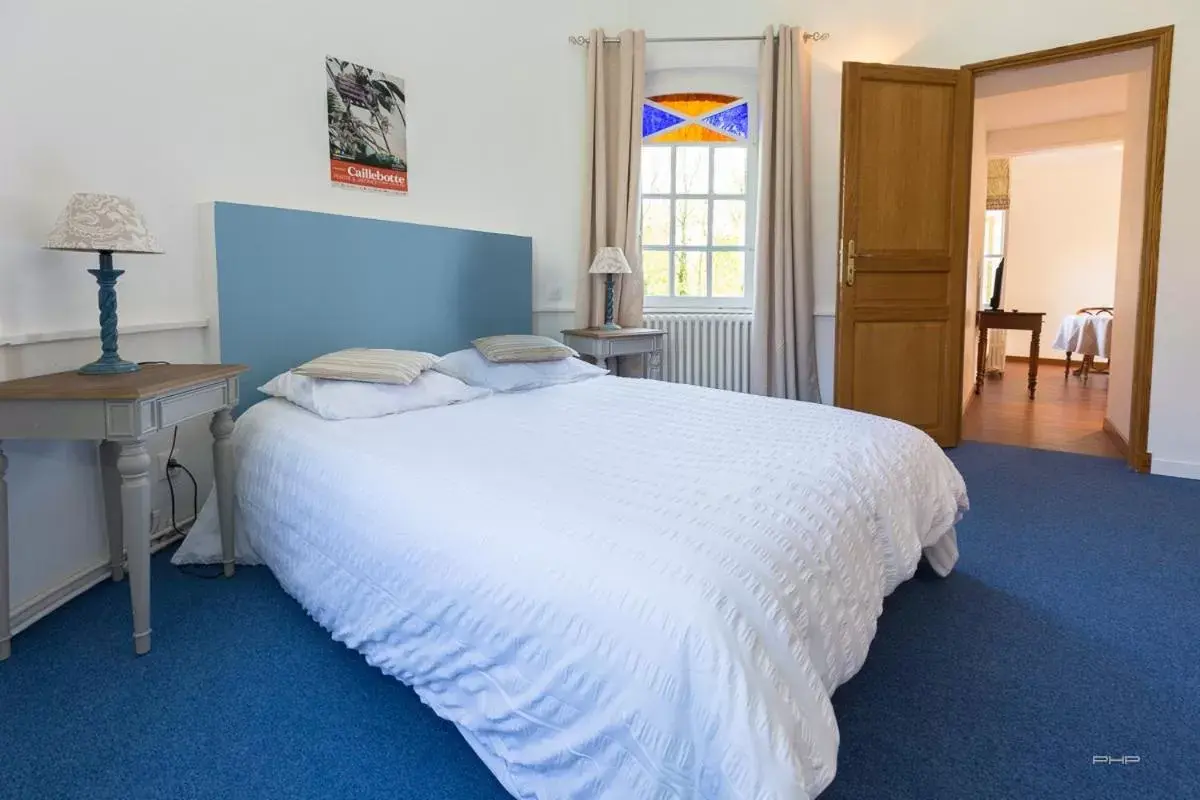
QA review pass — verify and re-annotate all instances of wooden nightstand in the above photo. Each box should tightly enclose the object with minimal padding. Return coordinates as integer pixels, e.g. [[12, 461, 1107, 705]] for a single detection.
[[0, 364, 247, 660], [562, 328, 666, 378]]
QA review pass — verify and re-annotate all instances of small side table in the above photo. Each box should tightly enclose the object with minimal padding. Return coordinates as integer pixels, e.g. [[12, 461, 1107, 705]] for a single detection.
[[0, 364, 246, 660], [976, 310, 1046, 400], [562, 327, 666, 378]]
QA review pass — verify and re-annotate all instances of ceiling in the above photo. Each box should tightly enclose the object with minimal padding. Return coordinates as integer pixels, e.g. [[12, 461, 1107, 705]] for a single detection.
[[978, 73, 1130, 132]]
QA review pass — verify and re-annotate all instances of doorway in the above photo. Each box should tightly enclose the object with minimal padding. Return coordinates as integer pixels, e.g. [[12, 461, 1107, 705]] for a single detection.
[[833, 27, 1172, 472], [961, 30, 1171, 470]]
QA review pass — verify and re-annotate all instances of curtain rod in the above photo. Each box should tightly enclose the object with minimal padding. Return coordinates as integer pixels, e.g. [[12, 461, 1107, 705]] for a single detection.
[[568, 32, 830, 46]]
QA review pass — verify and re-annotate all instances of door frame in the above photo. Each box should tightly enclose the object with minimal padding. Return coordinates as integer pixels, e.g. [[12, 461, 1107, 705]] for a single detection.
[[963, 26, 1174, 473]]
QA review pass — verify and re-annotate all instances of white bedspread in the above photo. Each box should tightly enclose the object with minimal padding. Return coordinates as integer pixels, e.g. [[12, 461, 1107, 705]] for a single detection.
[[175, 377, 968, 799]]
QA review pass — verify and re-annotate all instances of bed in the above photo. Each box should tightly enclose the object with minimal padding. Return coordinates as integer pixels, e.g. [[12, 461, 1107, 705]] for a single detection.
[[177, 374, 966, 799], [183, 203, 969, 798]]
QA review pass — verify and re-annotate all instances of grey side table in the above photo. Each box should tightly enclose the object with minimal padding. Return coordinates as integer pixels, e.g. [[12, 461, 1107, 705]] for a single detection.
[[0, 363, 246, 659], [562, 327, 666, 378]]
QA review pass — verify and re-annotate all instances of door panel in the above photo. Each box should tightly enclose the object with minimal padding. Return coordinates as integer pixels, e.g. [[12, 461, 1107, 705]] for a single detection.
[[852, 321, 947, 428], [834, 63, 973, 446]]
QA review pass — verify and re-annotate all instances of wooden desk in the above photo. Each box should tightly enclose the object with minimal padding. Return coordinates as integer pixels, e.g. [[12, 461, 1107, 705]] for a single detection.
[[0, 364, 246, 660], [561, 327, 666, 377], [976, 310, 1045, 400]]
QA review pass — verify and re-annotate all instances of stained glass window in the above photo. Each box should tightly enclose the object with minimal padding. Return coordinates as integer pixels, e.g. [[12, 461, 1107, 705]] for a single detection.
[[642, 93, 749, 144], [702, 103, 749, 139], [643, 105, 685, 139]]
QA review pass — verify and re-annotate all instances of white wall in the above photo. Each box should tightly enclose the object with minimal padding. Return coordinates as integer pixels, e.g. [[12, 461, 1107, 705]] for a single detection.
[[963, 106, 989, 409], [1003, 146, 1124, 358], [988, 114, 1125, 156], [3, 0, 1200, 623], [1108, 66, 1153, 441]]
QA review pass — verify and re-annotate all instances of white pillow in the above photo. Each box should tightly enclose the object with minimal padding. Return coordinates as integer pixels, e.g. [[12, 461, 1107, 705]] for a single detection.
[[433, 348, 607, 392], [259, 369, 490, 420]]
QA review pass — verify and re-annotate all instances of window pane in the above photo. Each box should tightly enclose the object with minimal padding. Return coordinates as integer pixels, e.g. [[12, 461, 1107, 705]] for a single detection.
[[712, 200, 746, 246], [641, 199, 670, 246], [674, 251, 707, 297], [984, 210, 1006, 256], [641, 147, 671, 194], [713, 148, 747, 194], [674, 199, 709, 246], [643, 250, 669, 296], [712, 252, 745, 298], [674, 146, 709, 194]]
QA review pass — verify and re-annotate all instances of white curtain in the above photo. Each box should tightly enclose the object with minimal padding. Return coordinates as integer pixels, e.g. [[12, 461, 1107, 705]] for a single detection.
[[578, 29, 646, 333], [749, 26, 821, 402]]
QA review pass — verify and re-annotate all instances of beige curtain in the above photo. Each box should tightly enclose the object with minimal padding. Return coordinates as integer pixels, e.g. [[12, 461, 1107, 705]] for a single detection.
[[578, 29, 645, 334], [750, 26, 820, 402]]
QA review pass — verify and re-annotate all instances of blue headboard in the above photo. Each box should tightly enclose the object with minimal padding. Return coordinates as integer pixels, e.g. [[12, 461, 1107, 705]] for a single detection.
[[209, 202, 533, 411]]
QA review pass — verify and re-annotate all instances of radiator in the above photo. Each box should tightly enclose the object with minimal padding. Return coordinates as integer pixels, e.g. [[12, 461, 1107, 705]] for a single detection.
[[643, 312, 753, 392], [986, 329, 1008, 374]]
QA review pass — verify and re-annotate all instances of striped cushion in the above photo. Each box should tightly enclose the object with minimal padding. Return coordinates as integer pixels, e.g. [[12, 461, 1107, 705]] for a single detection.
[[293, 349, 437, 385], [472, 335, 577, 363]]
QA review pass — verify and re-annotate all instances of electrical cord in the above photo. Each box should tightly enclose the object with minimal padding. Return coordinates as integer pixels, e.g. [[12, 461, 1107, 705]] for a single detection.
[[165, 425, 224, 579]]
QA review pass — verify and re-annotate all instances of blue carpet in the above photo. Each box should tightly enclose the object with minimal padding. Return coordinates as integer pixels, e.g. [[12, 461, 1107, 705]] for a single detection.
[[1, 442, 1198, 799]]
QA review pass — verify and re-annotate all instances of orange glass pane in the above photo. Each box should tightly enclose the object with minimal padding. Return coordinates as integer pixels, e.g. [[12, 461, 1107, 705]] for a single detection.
[[649, 93, 739, 119], [647, 123, 737, 144]]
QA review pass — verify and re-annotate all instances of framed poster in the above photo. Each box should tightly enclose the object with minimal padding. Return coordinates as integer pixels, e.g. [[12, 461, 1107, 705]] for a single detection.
[[326, 56, 408, 193]]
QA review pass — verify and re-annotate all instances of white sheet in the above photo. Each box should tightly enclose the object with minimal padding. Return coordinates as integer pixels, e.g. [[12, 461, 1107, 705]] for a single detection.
[[175, 377, 968, 799]]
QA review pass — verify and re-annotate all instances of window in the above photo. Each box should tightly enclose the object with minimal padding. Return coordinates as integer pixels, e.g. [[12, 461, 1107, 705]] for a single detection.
[[640, 90, 756, 308], [981, 209, 1008, 306]]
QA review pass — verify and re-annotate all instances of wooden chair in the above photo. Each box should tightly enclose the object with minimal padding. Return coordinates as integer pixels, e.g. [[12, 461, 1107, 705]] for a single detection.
[[1064, 307, 1113, 382]]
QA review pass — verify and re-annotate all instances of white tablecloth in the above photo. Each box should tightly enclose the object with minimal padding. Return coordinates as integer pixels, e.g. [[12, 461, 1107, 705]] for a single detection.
[[1052, 314, 1112, 358]]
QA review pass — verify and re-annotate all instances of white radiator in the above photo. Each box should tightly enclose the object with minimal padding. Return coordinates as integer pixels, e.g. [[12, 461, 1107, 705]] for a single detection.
[[643, 312, 753, 392]]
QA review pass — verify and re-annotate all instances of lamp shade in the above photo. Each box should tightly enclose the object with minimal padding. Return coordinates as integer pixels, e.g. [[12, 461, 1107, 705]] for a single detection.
[[43, 193, 163, 254], [588, 246, 632, 275]]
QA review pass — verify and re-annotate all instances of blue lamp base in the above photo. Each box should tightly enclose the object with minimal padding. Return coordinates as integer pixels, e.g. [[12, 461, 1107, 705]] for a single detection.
[[80, 251, 140, 375], [79, 355, 139, 375], [601, 274, 622, 331]]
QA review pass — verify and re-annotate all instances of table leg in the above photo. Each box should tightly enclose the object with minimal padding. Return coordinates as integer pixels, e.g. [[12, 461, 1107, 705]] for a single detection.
[[117, 440, 153, 656], [594, 355, 609, 372], [0, 442, 10, 661], [975, 326, 987, 395], [211, 408, 236, 579], [99, 441, 124, 582], [1064, 352, 1072, 379], [1028, 327, 1041, 400]]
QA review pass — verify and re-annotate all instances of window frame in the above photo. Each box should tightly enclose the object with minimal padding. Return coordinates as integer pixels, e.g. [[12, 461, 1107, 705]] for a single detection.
[[640, 71, 758, 311]]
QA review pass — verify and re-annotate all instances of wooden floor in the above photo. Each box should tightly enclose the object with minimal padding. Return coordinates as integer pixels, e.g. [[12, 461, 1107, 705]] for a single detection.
[[962, 364, 1124, 459]]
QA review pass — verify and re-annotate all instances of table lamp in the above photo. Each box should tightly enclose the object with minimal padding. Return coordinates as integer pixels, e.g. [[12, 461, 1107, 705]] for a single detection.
[[44, 193, 162, 375], [588, 247, 632, 331]]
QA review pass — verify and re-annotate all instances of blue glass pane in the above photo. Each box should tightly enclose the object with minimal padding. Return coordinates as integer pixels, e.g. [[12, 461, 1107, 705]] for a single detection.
[[643, 104, 685, 139], [702, 102, 749, 139]]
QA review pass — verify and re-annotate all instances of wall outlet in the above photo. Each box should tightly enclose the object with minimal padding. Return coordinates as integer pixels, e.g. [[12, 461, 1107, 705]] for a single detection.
[[155, 452, 171, 481], [156, 450, 187, 481]]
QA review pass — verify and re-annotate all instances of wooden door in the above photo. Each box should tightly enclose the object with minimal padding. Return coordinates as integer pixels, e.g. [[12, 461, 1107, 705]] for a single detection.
[[834, 64, 973, 446]]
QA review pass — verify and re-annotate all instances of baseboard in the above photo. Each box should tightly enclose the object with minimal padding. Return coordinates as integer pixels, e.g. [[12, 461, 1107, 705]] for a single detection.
[[9, 516, 193, 636], [1151, 458, 1200, 480], [1102, 417, 1130, 458], [962, 388, 979, 417], [1006, 354, 1110, 372]]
